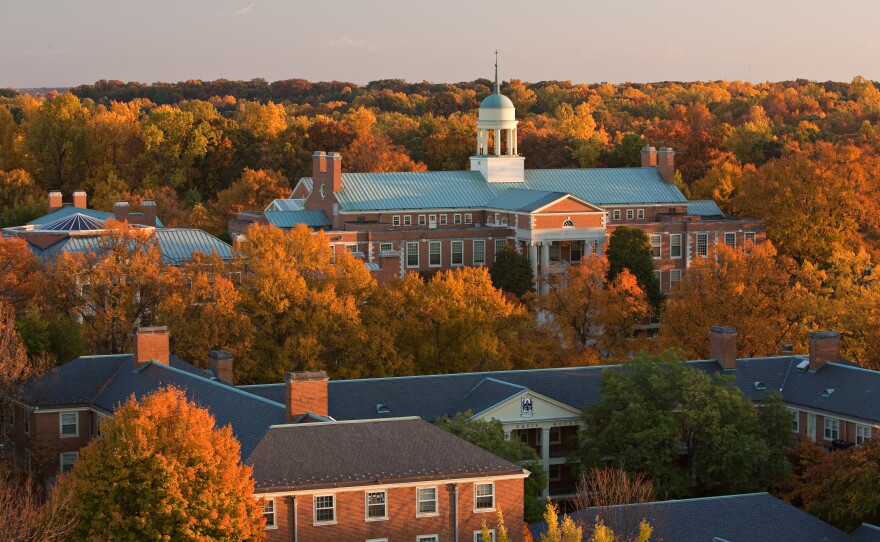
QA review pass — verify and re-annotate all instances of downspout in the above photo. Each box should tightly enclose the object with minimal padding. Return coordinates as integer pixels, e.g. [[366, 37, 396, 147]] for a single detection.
[[454, 483, 459, 542], [292, 495, 297, 542]]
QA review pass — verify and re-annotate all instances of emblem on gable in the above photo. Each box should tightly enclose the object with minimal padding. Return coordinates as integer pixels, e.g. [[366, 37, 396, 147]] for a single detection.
[[520, 397, 534, 418]]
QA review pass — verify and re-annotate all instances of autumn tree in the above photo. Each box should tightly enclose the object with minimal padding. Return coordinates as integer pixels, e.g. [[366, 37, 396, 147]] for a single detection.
[[540, 500, 583, 542], [604, 227, 662, 311], [577, 351, 795, 499], [0, 236, 41, 310], [24, 93, 88, 191], [68, 387, 265, 540], [210, 168, 291, 234], [0, 476, 78, 542], [0, 169, 45, 227]]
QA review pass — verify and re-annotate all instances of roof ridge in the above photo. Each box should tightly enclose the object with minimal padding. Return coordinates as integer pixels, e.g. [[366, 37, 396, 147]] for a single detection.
[[88, 357, 130, 405], [141, 362, 287, 409], [330, 364, 614, 385], [584, 492, 772, 511], [268, 416, 421, 429]]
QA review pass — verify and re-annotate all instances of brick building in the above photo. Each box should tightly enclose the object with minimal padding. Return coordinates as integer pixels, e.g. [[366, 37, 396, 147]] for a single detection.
[[230, 64, 764, 292]]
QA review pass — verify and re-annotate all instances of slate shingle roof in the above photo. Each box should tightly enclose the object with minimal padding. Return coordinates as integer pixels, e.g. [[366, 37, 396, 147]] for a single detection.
[[530, 493, 853, 542], [246, 417, 525, 492]]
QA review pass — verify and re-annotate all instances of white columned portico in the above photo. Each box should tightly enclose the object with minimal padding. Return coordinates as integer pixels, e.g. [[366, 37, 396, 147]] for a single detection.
[[529, 243, 539, 290], [540, 427, 551, 497], [540, 242, 550, 294]]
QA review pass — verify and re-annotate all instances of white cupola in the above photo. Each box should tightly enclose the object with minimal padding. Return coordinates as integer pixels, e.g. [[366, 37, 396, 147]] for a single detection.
[[470, 51, 525, 183]]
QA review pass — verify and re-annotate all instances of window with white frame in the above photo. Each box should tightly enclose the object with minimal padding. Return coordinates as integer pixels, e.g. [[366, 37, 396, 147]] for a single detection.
[[345, 243, 357, 254], [417, 486, 438, 516], [549, 243, 561, 262], [454, 214, 462, 225], [653, 270, 662, 286], [418, 215, 426, 226], [314, 494, 336, 524], [790, 409, 799, 433], [670, 234, 682, 258], [549, 426, 562, 444], [451, 241, 464, 266], [494, 239, 507, 261], [474, 482, 494, 511], [417, 536, 439, 542], [696, 233, 708, 257], [824, 417, 840, 440], [59, 411, 78, 437], [745, 231, 756, 244], [440, 214, 448, 225], [650, 234, 661, 259], [857, 425, 873, 444], [429, 214, 437, 226], [637, 209, 645, 220], [60, 451, 78, 474], [429, 241, 441, 267], [464, 213, 473, 224], [591, 240, 599, 254], [669, 269, 682, 288], [473, 240, 485, 266], [366, 490, 387, 520], [613, 210, 620, 221], [392, 215, 401, 226], [406, 242, 419, 268], [474, 530, 495, 542], [263, 498, 277, 528], [379, 242, 394, 253], [724, 232, 736, 248], [626, 209, 634, 220], [404, 215, 412, 226], [96, 413, 108, 438]]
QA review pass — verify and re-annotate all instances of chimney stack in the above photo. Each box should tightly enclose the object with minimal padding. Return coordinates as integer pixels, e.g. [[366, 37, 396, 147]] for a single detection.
[[809, 331, 840, 371], [327, 152, 342, 192], [48, 191, 63, 212], [658, 147, 675, 184], [285, 371, 329, 421], [312, 151, 327, 177], [208, 350, 234, 385], [141, 200, 157, 227], [73, 191, 87, 209], [709, 326, 738, 370], [641, 146, 657, 167], [113, 201, 130, 222], [133, 326, 169, 367]]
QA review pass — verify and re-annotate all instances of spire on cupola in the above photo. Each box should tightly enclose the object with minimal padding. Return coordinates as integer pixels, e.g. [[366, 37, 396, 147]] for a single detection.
[[470, 51, 525, 183]]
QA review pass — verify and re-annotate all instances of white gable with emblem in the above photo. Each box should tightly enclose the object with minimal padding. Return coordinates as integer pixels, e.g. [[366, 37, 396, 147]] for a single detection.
[[472, 391, 581, 424]]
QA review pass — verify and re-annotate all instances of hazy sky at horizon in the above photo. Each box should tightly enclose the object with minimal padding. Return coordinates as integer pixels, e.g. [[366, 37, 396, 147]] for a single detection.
[[2, 0, 878, 88]]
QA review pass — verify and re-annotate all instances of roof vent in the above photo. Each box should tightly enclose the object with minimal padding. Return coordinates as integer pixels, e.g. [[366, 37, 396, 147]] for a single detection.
[[822, 388, 835, 397], [376, 403, 390, 414], [796, 359, 810, 372], [780, 344, 794, 354], [754, 381, 767, 390]]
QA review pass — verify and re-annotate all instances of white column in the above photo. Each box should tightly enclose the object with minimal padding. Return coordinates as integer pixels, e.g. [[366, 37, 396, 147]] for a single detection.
[[540, 242, 551, 294], [512, 129, 517, 154], [477, 129, 482, 155], [529, 243, 539, 290], [495, 129, 501, 156], [541, 426, 551, 498], [506, 129, 513, 156]]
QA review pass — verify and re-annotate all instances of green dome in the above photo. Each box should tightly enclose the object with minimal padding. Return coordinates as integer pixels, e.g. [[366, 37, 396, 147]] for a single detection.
[[480, 93, 514, 109]]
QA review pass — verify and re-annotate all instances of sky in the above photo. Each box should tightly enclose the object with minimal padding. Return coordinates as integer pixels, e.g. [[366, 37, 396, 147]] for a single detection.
[[1, 0, 878, 88]]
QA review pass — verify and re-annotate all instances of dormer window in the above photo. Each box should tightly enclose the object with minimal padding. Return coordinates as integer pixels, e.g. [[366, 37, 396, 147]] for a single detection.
[[822, 388, 835, 397], [754, 382, 766, 390], [376, 403, 390, 414]]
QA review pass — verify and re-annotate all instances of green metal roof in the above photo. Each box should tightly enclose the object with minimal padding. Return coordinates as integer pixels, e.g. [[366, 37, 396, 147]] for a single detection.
[[28, 205, 165, 227], [321, 167, 687, 212], [154, 228, 233, 264], [264, 210, 331, 229], [485, 189, 570, 212], [480, 93, 514, 109], [687, 200, 725, 217]]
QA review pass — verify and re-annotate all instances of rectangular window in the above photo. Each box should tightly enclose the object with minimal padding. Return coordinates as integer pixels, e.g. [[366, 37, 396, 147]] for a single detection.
[[824, 418, 840, 441], [263, 498, 276, 528], [417, 537, 439, 542], [725, 232, 736, 248], [669, 269, 682, 288], [745, 231, 756, 244], [429, 241, 441, 267], [670, 234, 682, 258], [60, 412, 78, 437], [406, 242, 419, 268], [571, 241, 583, 263], [451, 241, 464, 266], [549, 427, 561, 444], [418, 215, 426, 226], [392, 215, 401, 227], [346, 243, 357, 254], [440, 214, 447, 225], [626, 209, 634, 220], [789, 409, 800, 433], [417, 486, 438, 516], [591, 240, 599, 254], [650, 234, 661, 259], [314, 494, 336, 524], [637, 209, 645, 220], [613, 210, 620, 221], [60, 451, 78, 474], [857, 425, 873, 444], [454, 214, 462, 225], [696, 233, 708, 257], [474, 482, 495, 511], [464, 213, 473, 224], [494, 239, 507, 262], [404, 215, 412, 226], [473, 240, 485, 266], [96, 413, 108, 438], [474, 530, 495, 542], [429, 214, 437, 226], [379, 242, 393, 253], [549, 243, 561, 262], [549, 464, 563, 482], [366, 490, 387, 520], [653, 270, 662, 286]]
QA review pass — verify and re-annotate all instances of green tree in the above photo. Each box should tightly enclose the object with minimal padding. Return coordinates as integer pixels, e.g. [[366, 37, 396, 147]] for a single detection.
[[489, 246, 534, 298], [68, 387, 265, 541], [605, 227, 662, 311], [577, 351, 795, 498], [606, 133, 645, 168], [436, 412, 547, 523], [24, 93, 88, 190]]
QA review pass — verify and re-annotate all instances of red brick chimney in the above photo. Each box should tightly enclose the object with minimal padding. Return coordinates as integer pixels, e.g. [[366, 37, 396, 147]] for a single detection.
[[657, 147, 675, 184], [709, 326, 738, 370], [140, 200, 157, 227], [285, 371, 329, 421], [48, 191, 63, 212], [312, 151, 327, 176], [809, 331, 840, 371], [208, 350, 234, 384], [133, 326, 169, 367], [72, 191, 87, 209], [113, 201, 130, 222], [327, 152, 342, 192], [641, 146, 657, 167]]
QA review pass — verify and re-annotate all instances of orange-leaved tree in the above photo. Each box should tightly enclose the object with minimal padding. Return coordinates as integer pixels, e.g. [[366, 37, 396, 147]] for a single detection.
[[68, 386, 265, 541]]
